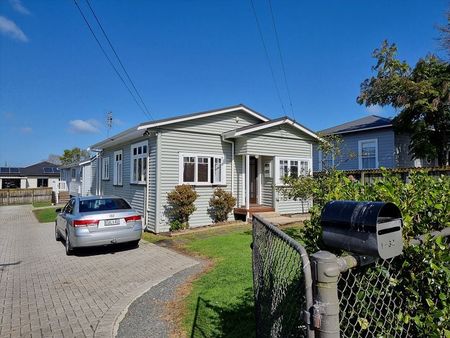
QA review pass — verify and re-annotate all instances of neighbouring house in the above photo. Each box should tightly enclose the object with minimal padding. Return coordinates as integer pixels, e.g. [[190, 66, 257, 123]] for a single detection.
[[0, 161, 60, 191], [59, 157, 98, 197], [90, 104, 319, 233], [312, 115, 441, 172]]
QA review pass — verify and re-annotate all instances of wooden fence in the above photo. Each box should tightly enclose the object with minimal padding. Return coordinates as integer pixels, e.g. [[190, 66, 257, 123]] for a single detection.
[[0, 188, 53, 206]]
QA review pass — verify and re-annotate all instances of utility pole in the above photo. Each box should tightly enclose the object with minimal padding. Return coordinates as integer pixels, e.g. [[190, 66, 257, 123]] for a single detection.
[[106, 111, 113, 137]]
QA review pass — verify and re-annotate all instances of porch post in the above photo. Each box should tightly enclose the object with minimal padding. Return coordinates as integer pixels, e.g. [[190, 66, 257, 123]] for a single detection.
[[241, 155, 246, 207], [245, 154, 250, 218], [257, 156, 262, 205]]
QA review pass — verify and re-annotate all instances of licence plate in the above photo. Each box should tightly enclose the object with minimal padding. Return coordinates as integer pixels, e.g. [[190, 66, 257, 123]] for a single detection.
[[104, 219, 120, 226]]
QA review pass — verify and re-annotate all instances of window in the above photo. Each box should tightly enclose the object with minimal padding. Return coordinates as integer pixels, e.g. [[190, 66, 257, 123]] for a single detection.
[[275, 157, 311, 185], [102, 157, 110, 180], [179, 153, 225, 185], [318, 150, 334, 171], [113, 150, 123, 186], [358, 139, 378, 169], [131, 141, 148, 184], [71, 168, 76, 180], [37, 178, 48, 187], [79, 198, 131, 212]]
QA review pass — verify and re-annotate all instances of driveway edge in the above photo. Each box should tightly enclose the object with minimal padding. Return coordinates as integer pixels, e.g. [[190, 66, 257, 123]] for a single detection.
[[94, 259, 199, 338]]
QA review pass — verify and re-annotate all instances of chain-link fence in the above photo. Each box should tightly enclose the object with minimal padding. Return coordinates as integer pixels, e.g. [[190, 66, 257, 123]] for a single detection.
[[252, 213, 450, 338], [252, 215, 314, 338], [338, 258, 412, 337]]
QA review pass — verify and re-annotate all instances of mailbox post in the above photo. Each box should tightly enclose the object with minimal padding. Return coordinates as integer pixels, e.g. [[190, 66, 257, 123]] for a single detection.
[[311, 200, 404, 338]]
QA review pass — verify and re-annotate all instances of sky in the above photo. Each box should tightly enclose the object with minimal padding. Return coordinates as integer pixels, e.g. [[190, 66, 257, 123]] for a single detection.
[[0, 0, 448, 166]]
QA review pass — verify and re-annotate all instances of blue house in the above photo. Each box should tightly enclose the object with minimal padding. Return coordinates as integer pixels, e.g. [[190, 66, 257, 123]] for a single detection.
[[312, 115, 437, 172]]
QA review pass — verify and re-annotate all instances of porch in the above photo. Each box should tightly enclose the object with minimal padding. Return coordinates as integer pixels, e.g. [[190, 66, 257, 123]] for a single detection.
[[234, 203, 275, 219]]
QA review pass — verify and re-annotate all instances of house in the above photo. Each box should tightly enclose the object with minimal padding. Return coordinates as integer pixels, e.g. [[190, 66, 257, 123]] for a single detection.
[[59, 157, 98, 197], [90, 104, 319, 233], [312, 115, 439, 172], [0, 161, 60, 190]]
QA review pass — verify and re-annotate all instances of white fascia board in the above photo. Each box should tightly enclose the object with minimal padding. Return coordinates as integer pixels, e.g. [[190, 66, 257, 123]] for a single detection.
[[90, 128, 143, 150], [137, 106, 269, 131], [224, 118, 321, 141]]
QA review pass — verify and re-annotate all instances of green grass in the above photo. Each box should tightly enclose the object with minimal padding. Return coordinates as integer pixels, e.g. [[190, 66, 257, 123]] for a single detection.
[[32, 201, 52, 208], [33, 207, 58, 223], [142, 222, 304, 337]]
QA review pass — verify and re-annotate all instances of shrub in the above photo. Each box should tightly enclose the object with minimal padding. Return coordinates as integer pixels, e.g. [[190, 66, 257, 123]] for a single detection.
[[167, 184, 198, 229], [283, 169, 450, 336], [169, 220, 185, 232], [208, 188, 236, 223]]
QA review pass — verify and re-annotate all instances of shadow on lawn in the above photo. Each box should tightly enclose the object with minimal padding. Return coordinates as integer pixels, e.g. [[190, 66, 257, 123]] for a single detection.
[[190, 288, 255, 338]]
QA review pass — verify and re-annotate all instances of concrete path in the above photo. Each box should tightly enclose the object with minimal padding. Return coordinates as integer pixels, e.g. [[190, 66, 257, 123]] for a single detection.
[[0, 205, 198, 338], [254, 211, 310, 226]]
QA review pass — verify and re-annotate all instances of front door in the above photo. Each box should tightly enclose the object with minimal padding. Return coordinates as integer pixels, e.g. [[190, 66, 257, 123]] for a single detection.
[[249, 157, 257, 204]]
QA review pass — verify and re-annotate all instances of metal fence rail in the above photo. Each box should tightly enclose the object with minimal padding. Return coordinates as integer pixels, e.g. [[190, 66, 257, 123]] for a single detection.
[[252, 215, 313, 338]]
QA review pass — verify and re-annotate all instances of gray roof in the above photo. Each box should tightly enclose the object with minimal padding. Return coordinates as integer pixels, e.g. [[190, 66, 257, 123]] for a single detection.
[[0, 161, 60, 177], [319, 115, 392, 135]]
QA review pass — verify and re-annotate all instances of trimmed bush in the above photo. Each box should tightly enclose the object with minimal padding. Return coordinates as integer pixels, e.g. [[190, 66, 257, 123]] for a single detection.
[[167, 184, 198, 229], [208, 188, 236, 223]]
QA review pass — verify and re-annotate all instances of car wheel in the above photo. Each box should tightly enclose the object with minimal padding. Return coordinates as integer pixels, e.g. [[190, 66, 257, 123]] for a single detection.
[[55, 223, 61, 241], [65, 233, 73, 256], [129, 240, 140, 248]]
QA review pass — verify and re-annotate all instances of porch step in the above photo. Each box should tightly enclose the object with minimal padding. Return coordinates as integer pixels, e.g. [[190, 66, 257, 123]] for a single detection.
[[234, 205, 275, 219]]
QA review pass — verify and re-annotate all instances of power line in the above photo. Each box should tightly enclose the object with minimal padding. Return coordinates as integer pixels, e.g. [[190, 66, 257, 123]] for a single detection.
[[73, 0, 151, 119], [268, 0, 295, 121], [84, 0, 153, 120], [249, 0, 287, 116]]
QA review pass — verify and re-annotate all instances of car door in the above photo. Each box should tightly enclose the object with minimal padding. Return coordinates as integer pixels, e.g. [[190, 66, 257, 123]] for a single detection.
[[58, 199, 75, 238], [56, 200, 70, 235]]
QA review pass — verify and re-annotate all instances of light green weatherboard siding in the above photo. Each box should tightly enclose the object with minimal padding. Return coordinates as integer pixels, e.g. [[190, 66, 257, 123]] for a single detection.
[[100, 135, 155, 220]]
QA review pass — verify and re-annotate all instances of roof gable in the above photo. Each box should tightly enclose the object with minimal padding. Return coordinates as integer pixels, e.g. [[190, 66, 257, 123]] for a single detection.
[[320, 115, 392, 135], [223, 116, 320, 140]]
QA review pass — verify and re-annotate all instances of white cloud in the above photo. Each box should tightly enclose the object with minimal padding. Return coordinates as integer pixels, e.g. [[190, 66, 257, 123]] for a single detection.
[[69, 119, 101, 134], [366, 105, 383, 114], [0, 16, 28, 42], [9, 0, 31, 15], [20, 126, 32, 134]]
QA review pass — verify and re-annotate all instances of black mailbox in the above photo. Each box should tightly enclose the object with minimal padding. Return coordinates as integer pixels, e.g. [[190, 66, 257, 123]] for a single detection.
[[321, 200, 403, 259]]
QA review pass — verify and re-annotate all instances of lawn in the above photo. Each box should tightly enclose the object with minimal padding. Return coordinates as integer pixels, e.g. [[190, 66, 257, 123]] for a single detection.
[[32, 201, 53, 208], [142, 222, 304, 337], [33, 207, 58, 223]]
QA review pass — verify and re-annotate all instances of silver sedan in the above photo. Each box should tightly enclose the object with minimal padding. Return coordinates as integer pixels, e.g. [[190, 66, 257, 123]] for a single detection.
[[55, 196, 142, 255]]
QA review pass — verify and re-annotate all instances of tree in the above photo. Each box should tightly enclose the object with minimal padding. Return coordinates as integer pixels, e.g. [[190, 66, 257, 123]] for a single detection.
[[59, 148, 90, 165], [45, 154, 62, 165], [357, 41, 450, 165]]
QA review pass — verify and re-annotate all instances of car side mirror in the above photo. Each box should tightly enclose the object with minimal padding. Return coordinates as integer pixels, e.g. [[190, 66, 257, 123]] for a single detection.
[[55, 208, 62, 213]]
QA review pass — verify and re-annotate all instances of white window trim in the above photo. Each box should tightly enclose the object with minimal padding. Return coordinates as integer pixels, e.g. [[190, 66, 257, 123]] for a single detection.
[[130, 141, 148, 185], [102, 157, 110, 180], [318, 150, 335, 171], [113, 150, 123, 186], [358, 139, 379, 169], [179, 153, 226, 186], [274, 157, 312, 186]]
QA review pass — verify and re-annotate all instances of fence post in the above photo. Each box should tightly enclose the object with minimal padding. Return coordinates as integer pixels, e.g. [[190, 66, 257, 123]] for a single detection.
[[310, 251, 341, 338]]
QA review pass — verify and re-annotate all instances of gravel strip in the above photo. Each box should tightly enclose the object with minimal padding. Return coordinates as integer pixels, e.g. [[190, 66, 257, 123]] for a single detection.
[[116, 263, 204, 338]]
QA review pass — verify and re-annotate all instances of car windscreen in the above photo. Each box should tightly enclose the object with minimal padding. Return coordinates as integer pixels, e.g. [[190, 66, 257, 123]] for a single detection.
[[79, 198, 132, 213]]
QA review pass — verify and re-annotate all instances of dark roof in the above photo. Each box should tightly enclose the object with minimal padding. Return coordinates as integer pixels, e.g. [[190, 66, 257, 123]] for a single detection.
[[0, 161, 60, 178], [319, 115, 392, 135]]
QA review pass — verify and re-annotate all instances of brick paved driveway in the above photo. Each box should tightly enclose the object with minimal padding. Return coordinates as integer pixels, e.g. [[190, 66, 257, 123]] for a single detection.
[[0, 205, 198, 338]]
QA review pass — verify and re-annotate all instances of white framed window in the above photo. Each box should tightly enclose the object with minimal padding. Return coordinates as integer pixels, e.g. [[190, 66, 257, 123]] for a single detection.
[[318, 150, 335, 171], [102, 157, 110, 180], [358, 139, 378, 169], [113, 150, 123, 186], [179, 153, 225, 185], [71, 168, 76, 180], [275, 157, 311, 185], [130, 141, 148, 184]]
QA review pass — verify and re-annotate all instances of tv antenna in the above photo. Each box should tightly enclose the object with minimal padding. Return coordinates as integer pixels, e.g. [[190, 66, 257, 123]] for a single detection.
[[106, 111, 113, 137]]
